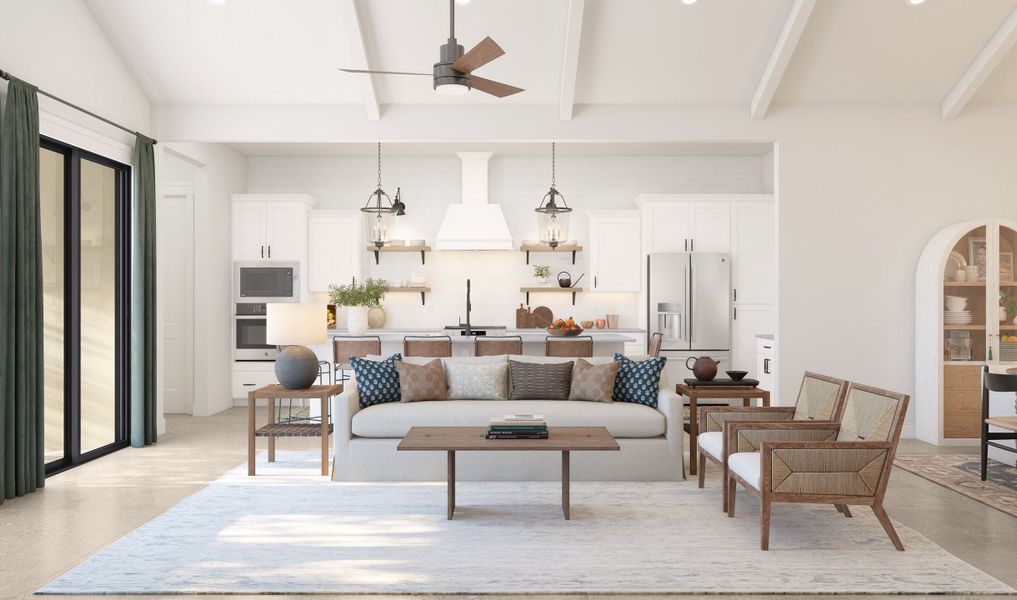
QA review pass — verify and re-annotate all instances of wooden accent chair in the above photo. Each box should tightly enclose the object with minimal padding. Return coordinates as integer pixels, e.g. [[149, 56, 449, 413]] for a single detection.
[[403, 335, 453, 358], [981, 365, 1017, 480], [475, 335, 523, 357], [331, 336, 381, 384], [648, 332, 663, 357], [725, 383, 910, 551], [697, 371, 849, 511], [545, 335, 594, 358]]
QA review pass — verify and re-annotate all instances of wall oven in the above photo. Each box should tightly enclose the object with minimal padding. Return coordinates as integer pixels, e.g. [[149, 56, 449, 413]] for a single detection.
[[233, 261, 299, 303], [234, 303, 277, 361]]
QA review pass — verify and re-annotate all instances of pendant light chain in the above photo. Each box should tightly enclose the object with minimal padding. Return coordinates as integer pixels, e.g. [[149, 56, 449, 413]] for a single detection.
[[551, 141, 556, 189], [377, 142, 382, 189]]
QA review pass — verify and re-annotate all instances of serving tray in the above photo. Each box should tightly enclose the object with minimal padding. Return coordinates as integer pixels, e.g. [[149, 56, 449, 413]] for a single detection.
[[683, 378, 760, 388]]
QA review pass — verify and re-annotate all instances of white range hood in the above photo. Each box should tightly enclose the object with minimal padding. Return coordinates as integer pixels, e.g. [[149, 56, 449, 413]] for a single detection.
[[434, 152, 514, 251]]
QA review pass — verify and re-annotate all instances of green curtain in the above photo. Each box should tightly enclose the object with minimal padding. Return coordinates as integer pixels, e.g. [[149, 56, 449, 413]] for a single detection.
[[130, 135, 156, 447], [0, 77, 44, 503]]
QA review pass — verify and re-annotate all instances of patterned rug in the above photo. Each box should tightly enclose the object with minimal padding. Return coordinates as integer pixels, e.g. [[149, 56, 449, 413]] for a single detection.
[[38, 453, 1013, 595], [894, 454, 1017, 518]]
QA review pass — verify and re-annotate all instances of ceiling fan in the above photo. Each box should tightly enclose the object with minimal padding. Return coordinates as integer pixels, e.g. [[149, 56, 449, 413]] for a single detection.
[[339, 0, 523, 98]]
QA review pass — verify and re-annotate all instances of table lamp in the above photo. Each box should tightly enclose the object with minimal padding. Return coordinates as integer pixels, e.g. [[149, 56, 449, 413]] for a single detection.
[[266, 303, 327, 389]]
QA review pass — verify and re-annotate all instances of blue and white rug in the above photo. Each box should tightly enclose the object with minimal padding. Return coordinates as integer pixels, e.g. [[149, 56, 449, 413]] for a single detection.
[[39, 453, 1014, 595]]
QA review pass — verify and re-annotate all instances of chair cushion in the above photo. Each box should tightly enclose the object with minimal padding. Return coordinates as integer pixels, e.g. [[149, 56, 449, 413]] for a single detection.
[[569, 359, 620, 403], [444, 360, 509, 400], [613, 354, 667, 407], [352, 400, 666, 438], [728, 452, 761, 490], [509, 360, 573, 400], [395, 359, 447, 402], [697, 431, 724, 459], [350, 354, 402, 408]]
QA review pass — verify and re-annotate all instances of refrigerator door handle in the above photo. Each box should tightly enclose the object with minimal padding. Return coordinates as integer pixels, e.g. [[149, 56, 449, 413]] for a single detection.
[[686, 264, 693, 344]]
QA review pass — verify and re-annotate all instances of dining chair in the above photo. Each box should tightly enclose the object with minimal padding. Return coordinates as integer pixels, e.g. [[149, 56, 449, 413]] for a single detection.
[[648, 332, 663, 357], [981, 365, 1017, 480], [545, 335, 594, 358], [332, 335, 382, 384], [404, 335, 453, 358], [475, 335, 523, 357]]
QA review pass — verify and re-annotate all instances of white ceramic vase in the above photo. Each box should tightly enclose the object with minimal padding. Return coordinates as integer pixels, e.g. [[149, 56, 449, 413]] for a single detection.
[[347, 306, 370, 335]]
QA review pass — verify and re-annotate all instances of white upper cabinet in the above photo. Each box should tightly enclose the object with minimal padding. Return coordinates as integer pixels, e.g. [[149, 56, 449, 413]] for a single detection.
[[231, 195, 316, 262], [307, 210, 361, 292], [731, 202, 776, 304], [588, 210, 641, 292], [264, 202, 304, 261], [637, 196, 733, 254], [688, 202, 730, 252], [231, 202, 268, 260], [643, 204, 691, 253]]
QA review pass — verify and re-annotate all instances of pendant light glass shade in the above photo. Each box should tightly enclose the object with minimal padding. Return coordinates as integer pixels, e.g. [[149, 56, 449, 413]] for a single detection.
[[361, 143, 399, 248], [535, 142, 571, 248]]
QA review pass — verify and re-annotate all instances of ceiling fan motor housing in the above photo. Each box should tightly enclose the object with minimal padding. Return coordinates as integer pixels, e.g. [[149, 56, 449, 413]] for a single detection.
[[434, 39, 471, 90]]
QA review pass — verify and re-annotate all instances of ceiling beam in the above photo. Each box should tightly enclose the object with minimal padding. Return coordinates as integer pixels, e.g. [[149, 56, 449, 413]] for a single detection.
[[749, 0, 816, 121], [339, 0, 381, 121], [942, 6, 1017, 120], [559, 0, 586, 120]]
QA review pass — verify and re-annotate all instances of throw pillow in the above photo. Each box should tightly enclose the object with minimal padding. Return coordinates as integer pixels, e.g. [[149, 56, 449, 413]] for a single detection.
[[612, 353, 667, 407], [350, 354, 402, 408], [444, 360, 509, 400], [569, 359, 620, 403], [509, 360, 573, 400], [395, 359, 447, 402]]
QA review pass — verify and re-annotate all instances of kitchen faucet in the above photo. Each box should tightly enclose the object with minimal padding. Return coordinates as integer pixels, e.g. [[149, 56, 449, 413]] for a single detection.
[[463, 278, 472, 336]]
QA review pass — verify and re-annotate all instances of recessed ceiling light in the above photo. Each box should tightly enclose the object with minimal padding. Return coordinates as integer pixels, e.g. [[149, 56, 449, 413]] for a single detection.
[[681, 0, 698, 4], [909, 0, 926, 4], [207, 0, 226, 5], [455, 0, 471, 4]]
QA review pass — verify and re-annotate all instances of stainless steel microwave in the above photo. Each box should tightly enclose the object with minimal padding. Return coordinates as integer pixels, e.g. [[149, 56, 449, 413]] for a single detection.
[[233, 261, 299, 303]]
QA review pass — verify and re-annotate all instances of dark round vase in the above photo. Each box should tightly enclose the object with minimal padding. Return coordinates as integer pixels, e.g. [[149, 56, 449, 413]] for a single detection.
[[275, 345, 320, 389]]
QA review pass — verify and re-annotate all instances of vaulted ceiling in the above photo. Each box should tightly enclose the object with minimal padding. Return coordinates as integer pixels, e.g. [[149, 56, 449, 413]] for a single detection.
[[83, 0, 1017, 120]]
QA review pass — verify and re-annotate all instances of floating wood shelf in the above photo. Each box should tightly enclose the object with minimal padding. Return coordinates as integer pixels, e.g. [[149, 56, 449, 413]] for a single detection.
[[520, 242, 582, 265], [521, 286, 583, 305], [368, 244, 430, 265], [387, 286, 431, 305], [943, 325, 985, 330]]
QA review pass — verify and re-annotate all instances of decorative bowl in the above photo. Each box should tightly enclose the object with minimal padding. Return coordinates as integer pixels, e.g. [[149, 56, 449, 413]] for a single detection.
[[580, 320, 595, 328], [547, 326, 585, 337], [726, 370, 749, 381]]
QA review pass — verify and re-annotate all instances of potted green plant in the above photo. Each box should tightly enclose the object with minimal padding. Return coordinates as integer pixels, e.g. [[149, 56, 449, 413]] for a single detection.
[[1009, 300, 1017, 325], [533, 264, 551, 286], [328, 278, 389, 335]]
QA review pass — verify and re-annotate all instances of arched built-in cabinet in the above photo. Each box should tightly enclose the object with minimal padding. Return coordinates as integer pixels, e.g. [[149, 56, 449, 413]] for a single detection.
[[916, 218, 1017, 448]]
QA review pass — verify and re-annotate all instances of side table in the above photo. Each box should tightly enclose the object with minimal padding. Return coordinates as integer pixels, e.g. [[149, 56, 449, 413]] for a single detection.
[[247, 384, 343, 476], [675, 383, 770, 476]]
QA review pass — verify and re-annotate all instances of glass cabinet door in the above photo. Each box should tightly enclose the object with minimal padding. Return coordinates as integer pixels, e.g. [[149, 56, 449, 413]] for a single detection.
[[943, 226, 986, 363], [999, 226, 1017, 363]]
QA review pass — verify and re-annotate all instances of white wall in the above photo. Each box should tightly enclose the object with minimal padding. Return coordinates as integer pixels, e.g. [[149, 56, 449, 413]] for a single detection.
[[246, 155, 767, 329]]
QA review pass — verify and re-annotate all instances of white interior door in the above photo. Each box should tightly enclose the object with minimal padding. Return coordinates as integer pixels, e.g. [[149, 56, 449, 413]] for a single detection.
[[160, 192, 195, 414]]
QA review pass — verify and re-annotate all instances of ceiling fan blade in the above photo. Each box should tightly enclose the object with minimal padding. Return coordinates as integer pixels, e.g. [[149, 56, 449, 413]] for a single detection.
[[339, 68, 431, 76], [469, 76, 524, 98], [451, 36, 505, 73]]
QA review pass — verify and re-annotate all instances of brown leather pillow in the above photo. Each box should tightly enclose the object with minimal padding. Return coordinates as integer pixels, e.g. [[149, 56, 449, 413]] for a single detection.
[[395, 360, 447, 402], [569, 359, 620, 403]]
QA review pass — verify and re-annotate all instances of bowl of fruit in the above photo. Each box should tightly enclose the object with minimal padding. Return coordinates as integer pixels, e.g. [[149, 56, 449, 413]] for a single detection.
[[547, 317, 584, 336]]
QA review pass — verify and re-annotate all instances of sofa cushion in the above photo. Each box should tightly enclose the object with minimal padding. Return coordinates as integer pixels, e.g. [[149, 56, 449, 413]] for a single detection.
[[509, 360, 573, 400], [445, 360, 509, 400], [613, 354, 667, 407], [395, 359, 447, 402], [351, 400, 666, 438], [569, 359, 620, 403], [350, 354, 402, 408]]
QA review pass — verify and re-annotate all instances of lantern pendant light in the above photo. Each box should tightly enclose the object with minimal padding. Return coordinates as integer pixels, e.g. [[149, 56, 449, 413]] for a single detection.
[[360, 142, 402, 248], [535, 141, 572, 249]]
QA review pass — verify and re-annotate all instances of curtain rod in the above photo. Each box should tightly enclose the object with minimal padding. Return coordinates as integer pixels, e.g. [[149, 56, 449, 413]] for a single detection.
[[0, 68, 157, 145]]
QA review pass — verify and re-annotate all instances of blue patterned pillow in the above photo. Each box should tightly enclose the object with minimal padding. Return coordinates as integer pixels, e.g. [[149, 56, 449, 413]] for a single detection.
[[351, 354, 402, 408], [612, 353, 667, 407]]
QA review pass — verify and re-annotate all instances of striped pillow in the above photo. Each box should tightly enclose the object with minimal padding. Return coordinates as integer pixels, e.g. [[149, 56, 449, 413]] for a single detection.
[[509, 360, 573, 400]]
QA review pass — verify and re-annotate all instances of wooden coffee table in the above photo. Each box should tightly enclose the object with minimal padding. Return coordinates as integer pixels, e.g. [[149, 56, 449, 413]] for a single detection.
[[397, 426, 619, 520]]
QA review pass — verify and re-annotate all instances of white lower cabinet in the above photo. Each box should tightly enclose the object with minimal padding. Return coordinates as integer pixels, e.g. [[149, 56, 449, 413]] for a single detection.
[[232, 362, 279, 400], [755, 336, 777, 404], [731, 304, 775, 373]]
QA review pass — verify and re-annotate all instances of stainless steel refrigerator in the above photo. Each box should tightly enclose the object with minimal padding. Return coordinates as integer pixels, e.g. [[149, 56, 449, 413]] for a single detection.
[[647, 253, 732, 380]]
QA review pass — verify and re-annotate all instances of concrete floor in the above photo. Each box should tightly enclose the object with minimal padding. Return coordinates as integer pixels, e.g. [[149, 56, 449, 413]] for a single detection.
[[1, 407, 1015, 600]]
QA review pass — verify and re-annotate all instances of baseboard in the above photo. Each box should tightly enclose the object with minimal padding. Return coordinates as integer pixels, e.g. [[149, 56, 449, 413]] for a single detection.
[[901, 422, 916, 439]]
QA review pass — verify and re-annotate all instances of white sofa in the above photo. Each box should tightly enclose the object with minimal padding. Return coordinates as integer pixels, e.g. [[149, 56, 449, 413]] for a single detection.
[[330, 355, 684, 482]]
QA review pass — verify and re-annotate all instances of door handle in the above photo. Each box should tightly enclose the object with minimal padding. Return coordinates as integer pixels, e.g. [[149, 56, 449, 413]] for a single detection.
[[260, 245, 264, 258], [691, 238, 695, 252], [763, 358, 771, 374]]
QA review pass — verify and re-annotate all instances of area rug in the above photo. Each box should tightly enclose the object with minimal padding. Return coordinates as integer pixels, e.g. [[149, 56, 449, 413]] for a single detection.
[[894, 454, 1017, 518], [39, 453, 1014, 595]]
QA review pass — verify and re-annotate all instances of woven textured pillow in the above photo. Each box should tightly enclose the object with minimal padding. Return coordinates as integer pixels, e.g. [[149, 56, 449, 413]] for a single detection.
[[444, 360, 509, 400], [509, 360, 573, 400], [395, 359, 447, 402], [569, 359, 620, 403], [612, 353, 667, 407], [350, 354, 402, 408]]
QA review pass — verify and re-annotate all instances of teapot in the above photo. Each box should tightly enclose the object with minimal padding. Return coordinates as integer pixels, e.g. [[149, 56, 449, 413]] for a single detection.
[[686, 356, 722, 381]]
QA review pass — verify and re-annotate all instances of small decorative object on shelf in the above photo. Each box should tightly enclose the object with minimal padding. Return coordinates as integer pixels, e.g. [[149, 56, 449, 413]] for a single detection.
[[326, 304, 337, 329], [533, 264, 551, 285], [328, 277, 389, 335]]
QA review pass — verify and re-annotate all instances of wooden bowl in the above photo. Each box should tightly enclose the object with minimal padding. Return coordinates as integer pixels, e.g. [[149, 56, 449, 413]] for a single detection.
[[580, 320, 594, 328], [546, 326, 585, 337]]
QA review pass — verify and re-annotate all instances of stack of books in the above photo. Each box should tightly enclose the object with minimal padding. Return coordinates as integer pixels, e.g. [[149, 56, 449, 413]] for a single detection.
[[487, 414, 548, 440]]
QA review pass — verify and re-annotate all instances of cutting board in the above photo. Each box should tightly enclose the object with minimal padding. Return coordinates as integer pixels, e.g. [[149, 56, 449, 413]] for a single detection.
[[515, 304, 532, 328], [531, 306, 553, 329]]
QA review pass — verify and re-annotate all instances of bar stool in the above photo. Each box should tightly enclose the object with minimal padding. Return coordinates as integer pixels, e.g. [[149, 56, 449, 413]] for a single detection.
[[981, 365, 1017, 480], [475, 335, 523, 357], [332, 335, 382, 384], [404, 335, 453, 358], [545, 335, 594, 358], [648, 332, 663, 357]]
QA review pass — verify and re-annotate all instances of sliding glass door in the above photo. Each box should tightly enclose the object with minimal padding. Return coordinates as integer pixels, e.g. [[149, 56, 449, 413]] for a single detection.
[[41, 138, 130, 473]]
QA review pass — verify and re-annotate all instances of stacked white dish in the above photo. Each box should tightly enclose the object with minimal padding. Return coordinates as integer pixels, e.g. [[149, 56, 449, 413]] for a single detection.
[[945, 296, 972, 324]]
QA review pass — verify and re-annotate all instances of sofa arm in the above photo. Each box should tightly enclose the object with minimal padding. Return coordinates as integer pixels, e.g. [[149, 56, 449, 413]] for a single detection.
[[726, 421, 840, 455], [760, 441, 892, 496], [331, 381, 361, 446], [699, 406, 796, 433]]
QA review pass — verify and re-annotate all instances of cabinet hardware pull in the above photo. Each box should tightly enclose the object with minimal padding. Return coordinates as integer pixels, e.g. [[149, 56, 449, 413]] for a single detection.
[[763, 345, 772, 350], [268, 245, 271, 258], [733, 288, 737, 302], [763, 358, 771, 374], [594, 276, 598, 288], [243, 383, 256, 387], [691, 239, 695, 251], [733, 307, 737, 319], [260, 245, 264, 258]]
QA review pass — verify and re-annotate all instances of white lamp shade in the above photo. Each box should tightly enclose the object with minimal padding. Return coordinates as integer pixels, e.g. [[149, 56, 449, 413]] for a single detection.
[[266, 303, 327, 345]]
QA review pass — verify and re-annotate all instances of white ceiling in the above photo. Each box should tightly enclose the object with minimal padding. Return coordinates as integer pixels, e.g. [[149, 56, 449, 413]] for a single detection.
[[82, 0, 1017, 111]]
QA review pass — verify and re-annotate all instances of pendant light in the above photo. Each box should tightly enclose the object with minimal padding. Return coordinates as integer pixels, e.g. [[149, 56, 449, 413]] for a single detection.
[[360, 142, 399, 248], [535, 141, 571, 249]]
